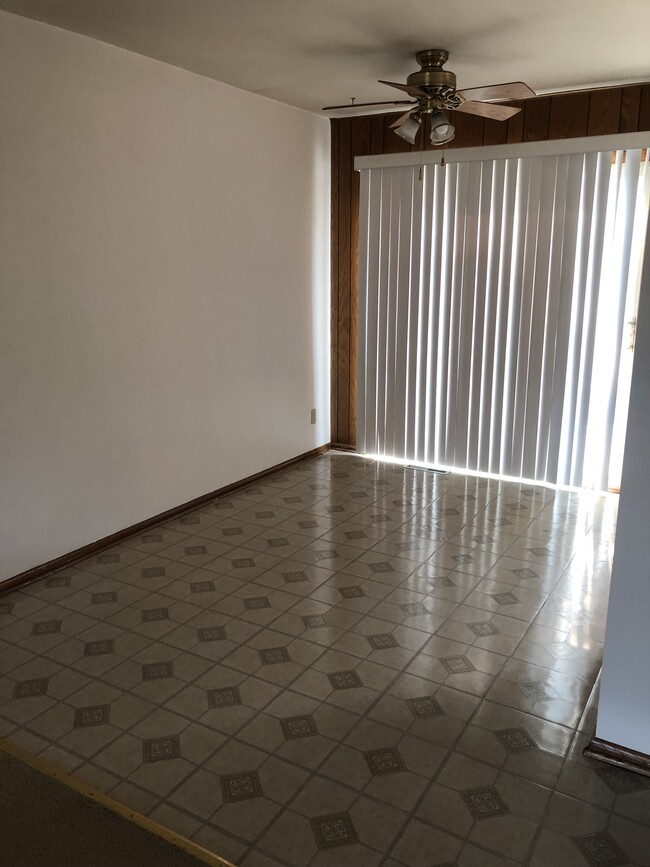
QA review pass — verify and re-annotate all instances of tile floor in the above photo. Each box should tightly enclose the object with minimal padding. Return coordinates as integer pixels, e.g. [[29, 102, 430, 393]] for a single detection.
[[1, 451, 649, 867]]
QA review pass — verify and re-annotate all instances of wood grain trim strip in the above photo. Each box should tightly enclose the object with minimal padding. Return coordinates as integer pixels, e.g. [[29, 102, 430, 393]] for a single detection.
[[639, 83, 650, 131], [0, 736, 234, 866], [349, 117, 372, 449], [584, 736, 650, 777], [619, 85, 642, 133], [548, 91, 590, 140], [588, 87, 624, 136], [0, 444, 331, 593], [330, 120, 340, 443], [523, 96, 551, 141]]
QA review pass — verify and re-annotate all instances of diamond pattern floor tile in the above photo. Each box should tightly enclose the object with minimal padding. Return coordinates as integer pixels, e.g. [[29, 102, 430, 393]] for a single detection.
[[0, 452, 640, 866]]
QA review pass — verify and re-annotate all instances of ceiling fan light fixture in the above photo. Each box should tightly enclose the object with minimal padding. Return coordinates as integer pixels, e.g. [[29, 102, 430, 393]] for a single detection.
[[429, 110, 455, 145], [394, 113, 422, 144]]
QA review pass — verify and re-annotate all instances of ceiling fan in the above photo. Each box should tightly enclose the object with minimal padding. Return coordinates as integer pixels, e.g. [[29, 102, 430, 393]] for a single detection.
[[323, 49, 536, 145]]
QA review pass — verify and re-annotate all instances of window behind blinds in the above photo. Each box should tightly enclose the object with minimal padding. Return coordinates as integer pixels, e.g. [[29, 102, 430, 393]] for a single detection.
[[357, 148, 650, 489]]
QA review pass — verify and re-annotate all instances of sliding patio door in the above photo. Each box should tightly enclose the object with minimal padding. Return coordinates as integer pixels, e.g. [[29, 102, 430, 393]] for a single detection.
[[357, 144, 650, 489]]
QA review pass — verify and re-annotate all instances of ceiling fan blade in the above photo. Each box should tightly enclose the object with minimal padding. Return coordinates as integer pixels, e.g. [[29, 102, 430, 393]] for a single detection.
[[321, 99, 415, 111], [378, 79, 429, 98], [457, 81, 536, 102], [390, 110, 416, 129], [455, 101, 521, 121]]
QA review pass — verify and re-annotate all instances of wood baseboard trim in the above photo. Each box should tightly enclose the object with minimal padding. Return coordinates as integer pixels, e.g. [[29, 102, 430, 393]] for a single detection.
[[331, 442, 358, 452], [584, 736, 650, 778], [1, 443, 331, 594]]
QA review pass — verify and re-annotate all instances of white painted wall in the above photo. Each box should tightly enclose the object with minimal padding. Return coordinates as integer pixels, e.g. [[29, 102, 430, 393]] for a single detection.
[[0, 12, 330, 582], [596, 219, 650, 755]]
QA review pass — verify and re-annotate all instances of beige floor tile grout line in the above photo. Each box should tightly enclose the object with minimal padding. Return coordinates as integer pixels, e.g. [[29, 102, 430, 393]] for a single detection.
[[0, 452, 627, 865]]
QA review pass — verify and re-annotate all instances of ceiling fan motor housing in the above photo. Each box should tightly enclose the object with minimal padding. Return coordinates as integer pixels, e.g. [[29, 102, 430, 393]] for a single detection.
[[407, 49, 463, 110]]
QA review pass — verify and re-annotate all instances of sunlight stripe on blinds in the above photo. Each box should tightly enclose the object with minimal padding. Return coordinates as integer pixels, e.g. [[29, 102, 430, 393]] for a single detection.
[[357, 147, 650, 488], [356, 166, 371, 454], [486, 158, 517, 477]]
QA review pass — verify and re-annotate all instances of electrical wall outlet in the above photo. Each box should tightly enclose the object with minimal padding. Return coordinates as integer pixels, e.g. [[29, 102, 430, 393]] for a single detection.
[[310, 408, 317, 425]]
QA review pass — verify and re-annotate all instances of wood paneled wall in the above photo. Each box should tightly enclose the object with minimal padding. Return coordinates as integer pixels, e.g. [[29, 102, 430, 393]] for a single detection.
[[330, 83, 650, 448]]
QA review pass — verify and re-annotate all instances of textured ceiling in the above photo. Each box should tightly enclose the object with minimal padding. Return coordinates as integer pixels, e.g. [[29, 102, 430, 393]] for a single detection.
[[2, 0, 649, 113]]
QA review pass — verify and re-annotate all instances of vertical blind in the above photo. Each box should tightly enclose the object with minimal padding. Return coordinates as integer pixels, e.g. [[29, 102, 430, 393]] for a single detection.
[[357, 147, 650, 489]]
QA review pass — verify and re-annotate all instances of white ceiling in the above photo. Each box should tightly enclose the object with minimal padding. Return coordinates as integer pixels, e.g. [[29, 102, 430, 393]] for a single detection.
[[2, 0, 649, 114]]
